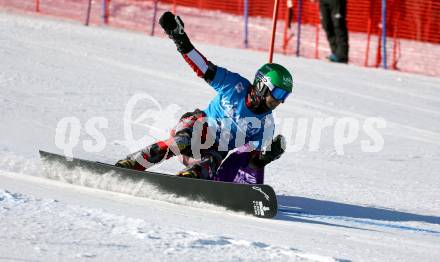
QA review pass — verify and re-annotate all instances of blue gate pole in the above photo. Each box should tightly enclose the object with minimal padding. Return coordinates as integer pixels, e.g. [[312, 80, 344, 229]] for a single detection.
[[382, 0, 387, 69], [296, 0, 303, 57], [243, 0, 249, 48]]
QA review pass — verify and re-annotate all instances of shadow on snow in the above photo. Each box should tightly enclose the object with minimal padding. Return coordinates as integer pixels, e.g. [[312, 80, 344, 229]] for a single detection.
[[275, 195, 440, 233]]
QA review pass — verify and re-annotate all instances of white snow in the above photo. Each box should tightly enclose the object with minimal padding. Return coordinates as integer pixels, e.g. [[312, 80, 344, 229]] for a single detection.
[[0, 11, 440, 261], [0, 173, 335, 262]]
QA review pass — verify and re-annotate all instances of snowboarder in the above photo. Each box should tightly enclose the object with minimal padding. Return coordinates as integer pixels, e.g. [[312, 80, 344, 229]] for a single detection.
[[116, 11, 293, 181]]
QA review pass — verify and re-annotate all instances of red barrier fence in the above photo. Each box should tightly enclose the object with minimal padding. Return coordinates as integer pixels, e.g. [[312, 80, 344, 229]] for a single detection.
[[0, 0, 439, 76], [163, 0, 439, 43]]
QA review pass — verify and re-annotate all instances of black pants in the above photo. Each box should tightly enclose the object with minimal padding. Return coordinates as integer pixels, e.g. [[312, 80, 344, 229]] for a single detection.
[[319, 0, 349, 62], [129, 109, 227, 179]]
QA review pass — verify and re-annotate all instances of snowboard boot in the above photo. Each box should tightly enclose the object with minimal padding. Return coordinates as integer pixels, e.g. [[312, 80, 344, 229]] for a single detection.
[[177, 164, 201, 179], [327, 53, 348, 63], [177, 151, 224, 180], [115, 158, 145, 171]]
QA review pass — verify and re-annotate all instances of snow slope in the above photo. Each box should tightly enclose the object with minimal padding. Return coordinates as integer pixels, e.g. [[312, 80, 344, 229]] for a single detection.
[[1, 11, 440, 261]]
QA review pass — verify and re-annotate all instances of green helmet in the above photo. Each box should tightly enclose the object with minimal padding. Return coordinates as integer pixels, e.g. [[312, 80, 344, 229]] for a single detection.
[[253, 63, 293, 102]]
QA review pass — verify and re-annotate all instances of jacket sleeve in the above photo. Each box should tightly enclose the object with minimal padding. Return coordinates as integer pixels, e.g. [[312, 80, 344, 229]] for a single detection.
[[183, 48, 243, 94], [182, 48, 217, 84]]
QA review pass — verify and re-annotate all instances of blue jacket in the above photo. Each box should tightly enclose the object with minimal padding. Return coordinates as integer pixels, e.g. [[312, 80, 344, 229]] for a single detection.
[[203, 67, 274, 151]]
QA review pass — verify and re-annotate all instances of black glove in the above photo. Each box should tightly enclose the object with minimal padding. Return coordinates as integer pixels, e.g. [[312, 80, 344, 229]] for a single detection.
[[159, 11, 194, 54], [250, 135, 286, 168]]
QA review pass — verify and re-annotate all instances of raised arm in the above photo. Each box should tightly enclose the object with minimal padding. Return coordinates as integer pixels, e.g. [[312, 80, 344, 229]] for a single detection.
[[159, 11, 217, 83]]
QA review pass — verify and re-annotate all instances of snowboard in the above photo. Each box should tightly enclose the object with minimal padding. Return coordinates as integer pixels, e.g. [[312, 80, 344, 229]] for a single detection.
[[39, 150, 278, 218]]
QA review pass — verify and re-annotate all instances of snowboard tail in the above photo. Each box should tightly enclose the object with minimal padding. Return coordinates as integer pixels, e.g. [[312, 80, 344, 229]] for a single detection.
[[39, 150, 278, 218]]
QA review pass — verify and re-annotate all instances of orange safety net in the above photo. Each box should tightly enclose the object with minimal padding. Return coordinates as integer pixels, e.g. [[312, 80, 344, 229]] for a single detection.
[[164, 0, 440, 43]]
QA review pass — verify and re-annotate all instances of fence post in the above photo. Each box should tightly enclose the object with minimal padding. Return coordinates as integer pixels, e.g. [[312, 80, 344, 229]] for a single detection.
[[282, 2, 290, 54], [313, 2, 319, 59], [424, 0, 433, 41], [376, 26, 382, 67], [392, 31, 399, 70], [382, 0, 387, 69], [268, 0, 280, 63], [102, 0, 109, 24], [296, 0, 303, 57], [391, 0, 399, 70], [364, 0, 374, 67], [365, 18, 372, 66], [243, 0, 249, 48], [151, 0, 159, 36], [85, 0, 92, 26], [315, 25, 319, 59]]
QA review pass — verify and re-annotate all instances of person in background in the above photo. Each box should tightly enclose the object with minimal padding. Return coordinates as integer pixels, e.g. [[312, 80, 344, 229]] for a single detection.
[[287, 0, 294, 29], [312, 0, 349, 63]]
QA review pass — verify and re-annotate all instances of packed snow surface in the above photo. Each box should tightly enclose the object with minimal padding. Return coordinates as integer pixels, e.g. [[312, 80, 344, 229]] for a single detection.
[[1, 11, 440, 261]]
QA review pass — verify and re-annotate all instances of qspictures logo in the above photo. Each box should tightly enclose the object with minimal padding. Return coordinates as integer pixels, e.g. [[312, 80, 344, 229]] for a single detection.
[[54, 93, 387, 160]]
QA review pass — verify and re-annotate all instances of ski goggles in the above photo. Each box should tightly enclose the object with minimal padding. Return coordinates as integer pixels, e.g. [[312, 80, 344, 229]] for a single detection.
[[255, 72, 290, 102]]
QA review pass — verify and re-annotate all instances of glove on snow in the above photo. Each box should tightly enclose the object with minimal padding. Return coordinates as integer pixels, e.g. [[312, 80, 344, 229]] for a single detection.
[[159, 11, 194, 54], [251, 134, 286, 168]]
